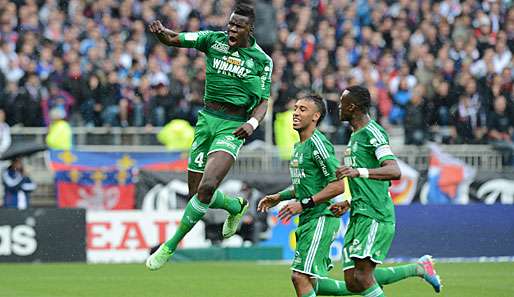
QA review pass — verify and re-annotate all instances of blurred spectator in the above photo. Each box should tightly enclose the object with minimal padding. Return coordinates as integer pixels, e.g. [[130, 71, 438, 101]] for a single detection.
[[46, 107, 72, 150], [17, 74, 45, 127], [404, 85, 428, 145], [2, 157, 36, 209], [452, 94, 487, 144], [487, 96, 514, 164], [237, 181, 268, 244], [149, 82, 172, 127], [0, 109, 11, 155]]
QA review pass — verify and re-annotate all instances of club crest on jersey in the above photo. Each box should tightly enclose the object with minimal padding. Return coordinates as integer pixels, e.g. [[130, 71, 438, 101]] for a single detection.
[[291, 159, 299, 168], [246, 58, 254, 68], [211, 41, 229, 53]]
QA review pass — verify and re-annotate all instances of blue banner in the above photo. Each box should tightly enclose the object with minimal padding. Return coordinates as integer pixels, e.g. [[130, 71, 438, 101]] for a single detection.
[[261, 205, 514, 260]]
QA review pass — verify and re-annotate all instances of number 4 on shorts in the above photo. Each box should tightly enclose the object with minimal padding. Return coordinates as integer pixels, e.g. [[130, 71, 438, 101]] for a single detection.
[[195, 152, 204, 167]]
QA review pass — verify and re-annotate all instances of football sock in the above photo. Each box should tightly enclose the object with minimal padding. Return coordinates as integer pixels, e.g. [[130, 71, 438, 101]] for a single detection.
[[361, 283, 385, 297], [315, 278, 352, 295], [374, 264, 418, 285], [209, 190, 242, 215], [302, 289, 317, 297], [164, 195, 208, 252]]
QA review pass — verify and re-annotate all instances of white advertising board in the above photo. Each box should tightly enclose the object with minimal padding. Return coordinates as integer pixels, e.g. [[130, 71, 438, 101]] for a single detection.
[[86, 211, 209, 263]]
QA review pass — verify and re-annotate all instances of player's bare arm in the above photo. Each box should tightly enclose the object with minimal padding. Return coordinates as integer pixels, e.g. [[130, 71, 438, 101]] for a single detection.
[[336, 160, 401, 180], [257, 193, 280, 212], [233, 99, 269, 139], [258, 186, 296, 212], [148, 20, 181, 47], [278, 179, 345, 221]]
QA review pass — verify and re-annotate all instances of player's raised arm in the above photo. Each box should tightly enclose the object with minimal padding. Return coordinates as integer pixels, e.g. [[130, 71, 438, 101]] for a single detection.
[[148, 20, 181, 47]]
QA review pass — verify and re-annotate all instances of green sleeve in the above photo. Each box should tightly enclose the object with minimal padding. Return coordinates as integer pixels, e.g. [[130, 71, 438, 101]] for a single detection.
[[259, 58, 273, 100], [178, 31, 214, 52]]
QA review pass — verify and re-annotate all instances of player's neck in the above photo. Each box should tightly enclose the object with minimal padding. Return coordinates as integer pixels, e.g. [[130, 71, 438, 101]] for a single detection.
[[351, 114, 371, 131], [299, 125, 316, 143]]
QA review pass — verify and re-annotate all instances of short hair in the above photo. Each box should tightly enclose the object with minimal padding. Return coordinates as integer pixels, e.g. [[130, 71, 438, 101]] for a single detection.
[[343, 85, 371, 113], [299, 93, 326, 126], [233, 0, 255, 25]]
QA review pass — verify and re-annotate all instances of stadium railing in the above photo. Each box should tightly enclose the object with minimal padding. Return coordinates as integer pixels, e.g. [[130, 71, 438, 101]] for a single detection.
[[7, 127, 508, 207]]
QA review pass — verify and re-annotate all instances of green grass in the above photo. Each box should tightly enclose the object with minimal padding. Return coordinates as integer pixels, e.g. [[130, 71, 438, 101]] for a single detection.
[[0, 262, 513, 297]]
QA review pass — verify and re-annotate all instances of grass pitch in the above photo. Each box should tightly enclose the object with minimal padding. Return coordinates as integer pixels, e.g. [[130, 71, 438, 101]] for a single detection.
[[0, 262, 513, 297]]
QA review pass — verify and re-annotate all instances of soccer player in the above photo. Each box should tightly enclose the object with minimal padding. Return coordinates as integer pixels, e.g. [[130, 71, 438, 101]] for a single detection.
[[258, 94, 346, 297], [146, 0, 273, 270], [258, 93, 442, 297], [330, 86, 442, 296]]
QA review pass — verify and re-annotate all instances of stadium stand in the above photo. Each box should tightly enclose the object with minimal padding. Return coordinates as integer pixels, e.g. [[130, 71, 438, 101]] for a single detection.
[[0, 0, 512, 146]]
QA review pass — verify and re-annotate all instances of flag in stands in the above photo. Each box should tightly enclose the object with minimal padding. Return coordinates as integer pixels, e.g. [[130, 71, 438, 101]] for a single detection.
[[424, 144, 476, 204], [389, 159, 419, 205], [50, 150, 187, 209]]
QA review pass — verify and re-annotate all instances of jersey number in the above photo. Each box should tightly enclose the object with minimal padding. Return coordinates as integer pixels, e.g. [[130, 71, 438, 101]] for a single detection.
[[194, 153, 205, 167]]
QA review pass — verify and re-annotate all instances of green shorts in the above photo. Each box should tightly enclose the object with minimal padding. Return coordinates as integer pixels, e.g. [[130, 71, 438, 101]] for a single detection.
[[342, 214, 395, 270], [188, 110, 245, 173], [291, 216, 340, 278]]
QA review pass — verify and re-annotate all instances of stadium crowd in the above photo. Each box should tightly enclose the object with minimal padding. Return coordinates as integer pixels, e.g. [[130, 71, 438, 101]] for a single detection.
[[0, 0, 513, 146]]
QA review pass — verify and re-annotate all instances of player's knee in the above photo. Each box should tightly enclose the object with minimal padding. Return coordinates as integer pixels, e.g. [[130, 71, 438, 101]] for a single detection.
[[344, 275, 360, 293], [353, 269, 373, 292], [197, 180, 217, 203], [291, 272, 309, 288]]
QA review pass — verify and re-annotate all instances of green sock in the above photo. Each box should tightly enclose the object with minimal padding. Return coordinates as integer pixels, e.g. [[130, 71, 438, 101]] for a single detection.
[[315, 277, 352, 296], [374, 264, 418, 285], [302, 289, 317, 297], [361, 283, 385, 297], [164, 195, 208, 252], [209, 190, 242, 215]]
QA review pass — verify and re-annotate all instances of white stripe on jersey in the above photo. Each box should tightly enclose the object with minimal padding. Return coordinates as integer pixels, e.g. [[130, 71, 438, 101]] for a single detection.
[[311, 135, 329, 159]]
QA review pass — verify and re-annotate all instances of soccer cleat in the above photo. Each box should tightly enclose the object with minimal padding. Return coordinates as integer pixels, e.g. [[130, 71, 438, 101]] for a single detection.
[[417, 255, 442, 293], [222, 197, 248, 238], [145, 244, 173, 271]]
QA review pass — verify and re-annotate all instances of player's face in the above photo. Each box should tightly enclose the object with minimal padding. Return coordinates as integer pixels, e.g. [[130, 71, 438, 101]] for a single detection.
[[339, 93, 353, 121], [227, 13, 251, 48], [293, 99, 320, 131]]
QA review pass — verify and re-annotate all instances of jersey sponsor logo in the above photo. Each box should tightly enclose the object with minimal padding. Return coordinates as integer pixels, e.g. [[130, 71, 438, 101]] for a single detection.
[[225, 56, 243, 66], [212, 57, 252, 78], [313, 151, 329, 177], [211, 41, 230, 53], [231, 51, 240, 57], [215, 139, 237, 150], [290, 167, 306, 185]]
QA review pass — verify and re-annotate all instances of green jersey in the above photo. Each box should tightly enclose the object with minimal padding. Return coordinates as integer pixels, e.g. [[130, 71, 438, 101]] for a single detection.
[[343, 120, 396, 222], [178, 31, 273, 114], [290, 130, 340, 225]]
